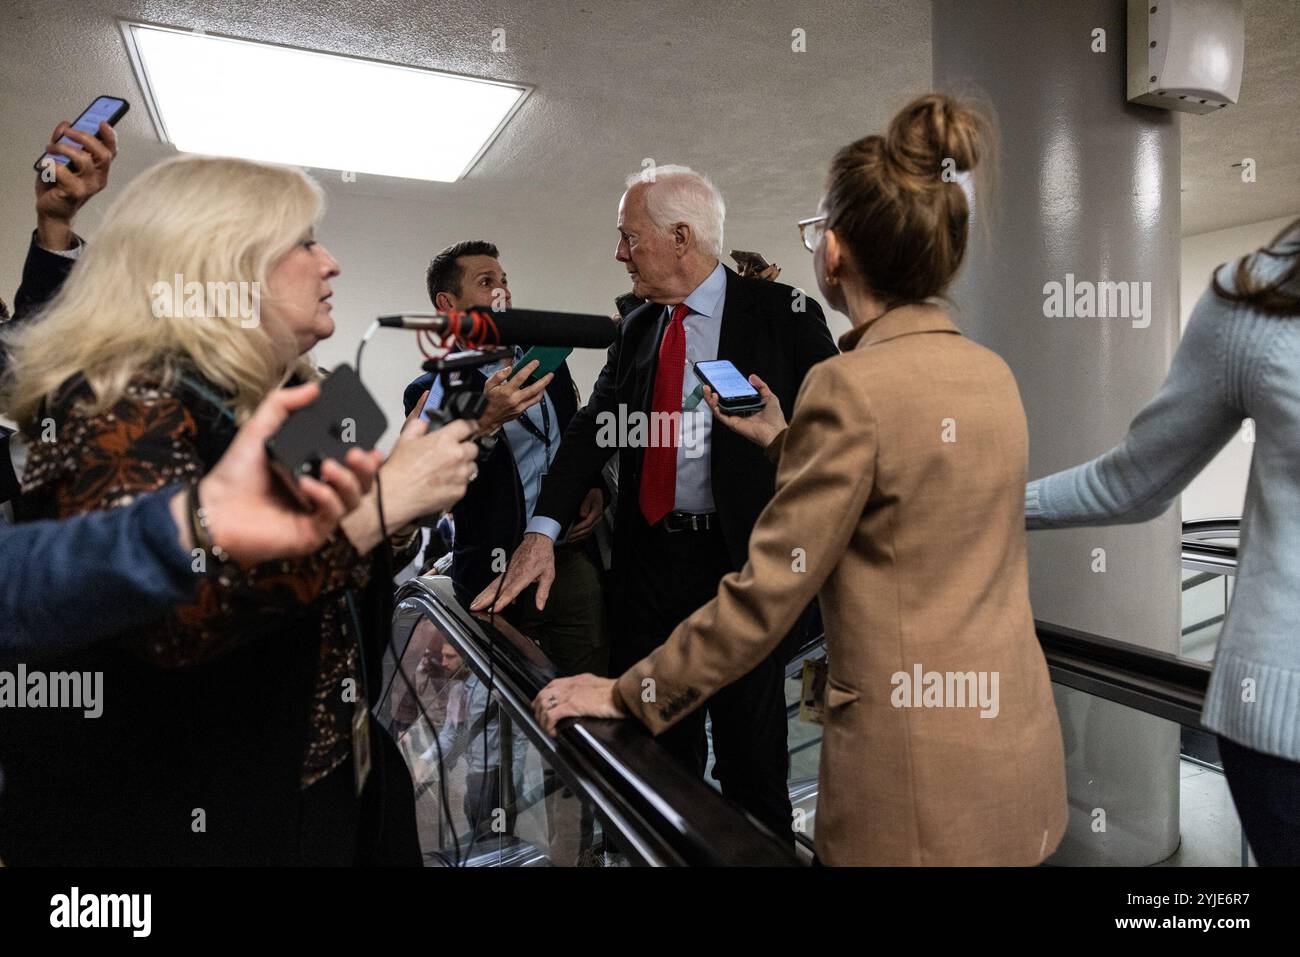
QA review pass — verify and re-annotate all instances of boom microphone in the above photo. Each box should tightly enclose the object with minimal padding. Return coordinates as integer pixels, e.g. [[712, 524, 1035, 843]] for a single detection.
[[377, 307, 616, 348]]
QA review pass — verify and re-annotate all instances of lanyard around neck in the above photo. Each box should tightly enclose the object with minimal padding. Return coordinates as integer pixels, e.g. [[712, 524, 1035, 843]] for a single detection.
[[515, 387, 552, 470]]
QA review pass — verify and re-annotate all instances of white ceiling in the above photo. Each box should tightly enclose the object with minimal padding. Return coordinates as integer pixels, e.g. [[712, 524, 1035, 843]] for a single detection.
[[1181, 0, 1300, 235], [0, 0, 933, 236]]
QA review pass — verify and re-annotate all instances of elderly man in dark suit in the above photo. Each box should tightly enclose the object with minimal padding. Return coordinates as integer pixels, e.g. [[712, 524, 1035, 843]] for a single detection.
[[474, 165, 837, 840]]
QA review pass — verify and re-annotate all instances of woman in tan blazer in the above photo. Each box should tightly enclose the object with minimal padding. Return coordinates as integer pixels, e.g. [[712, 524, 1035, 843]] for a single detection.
[[532, 94, 1067, 866]]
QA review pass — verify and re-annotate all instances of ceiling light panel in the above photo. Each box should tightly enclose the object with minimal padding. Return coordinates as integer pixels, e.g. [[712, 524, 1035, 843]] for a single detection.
[[122, 22, 529, 182]]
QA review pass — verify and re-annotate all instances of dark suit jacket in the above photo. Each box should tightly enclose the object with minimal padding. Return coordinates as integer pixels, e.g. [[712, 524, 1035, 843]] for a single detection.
[[403, 359, 604, 596], [534, 266, 838, 626], [3, 232, 77, 340]]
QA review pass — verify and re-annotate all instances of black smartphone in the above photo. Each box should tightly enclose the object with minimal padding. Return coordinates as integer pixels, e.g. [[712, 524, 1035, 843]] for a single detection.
[[34, 96, 130, 173], [730, 249, 771, 274], [693, 359, 766, 417], [265, 364, 388, 505]]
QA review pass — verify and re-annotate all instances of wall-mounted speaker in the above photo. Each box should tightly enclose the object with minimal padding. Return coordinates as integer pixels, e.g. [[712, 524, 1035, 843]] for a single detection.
[[1127, 0, 1244, 114]]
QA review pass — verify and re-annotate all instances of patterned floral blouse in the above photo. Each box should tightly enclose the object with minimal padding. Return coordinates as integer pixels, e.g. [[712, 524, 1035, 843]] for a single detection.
[[19, 370, 370, 789]]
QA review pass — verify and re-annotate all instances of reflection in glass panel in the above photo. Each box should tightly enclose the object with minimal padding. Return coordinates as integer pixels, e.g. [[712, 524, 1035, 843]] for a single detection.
[[380, 610, 614, 866], [785, 667, 821, 845], [1046, 683, 1245, 866], [1180, 568, 1234, 662], [702, 650, 824, 849]]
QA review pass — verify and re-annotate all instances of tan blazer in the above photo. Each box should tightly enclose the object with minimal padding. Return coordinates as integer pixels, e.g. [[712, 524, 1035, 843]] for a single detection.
[[616, 303, 1067, 866]]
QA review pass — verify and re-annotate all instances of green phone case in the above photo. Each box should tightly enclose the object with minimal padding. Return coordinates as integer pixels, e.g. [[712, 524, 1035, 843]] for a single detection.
[[516, 345, 572, 382]]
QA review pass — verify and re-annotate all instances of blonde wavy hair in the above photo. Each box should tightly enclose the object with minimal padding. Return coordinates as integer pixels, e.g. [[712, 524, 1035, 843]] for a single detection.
[[2, 154, 325, 430]]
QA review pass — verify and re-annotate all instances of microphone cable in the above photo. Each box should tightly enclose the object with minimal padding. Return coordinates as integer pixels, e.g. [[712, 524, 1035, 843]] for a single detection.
[[459, 532, 512, 865], [356, 319, 534, 866], [457, 350, 523, 864], [355, 329, 462, 866]]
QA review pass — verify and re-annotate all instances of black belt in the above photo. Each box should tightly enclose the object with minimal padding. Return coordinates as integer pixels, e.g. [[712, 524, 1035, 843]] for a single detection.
[[661, 510, 718, 533]]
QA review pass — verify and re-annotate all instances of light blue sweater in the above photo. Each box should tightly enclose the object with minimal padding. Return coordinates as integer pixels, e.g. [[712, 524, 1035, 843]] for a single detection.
[[1025, 229, 1300, 762]]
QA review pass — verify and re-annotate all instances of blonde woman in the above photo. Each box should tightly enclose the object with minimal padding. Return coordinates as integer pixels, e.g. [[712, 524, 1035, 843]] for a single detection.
[[0, 155, 477, 866]]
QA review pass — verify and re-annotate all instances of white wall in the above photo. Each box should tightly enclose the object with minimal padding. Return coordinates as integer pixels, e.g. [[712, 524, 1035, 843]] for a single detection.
[[1178, 214, 1297, 520]]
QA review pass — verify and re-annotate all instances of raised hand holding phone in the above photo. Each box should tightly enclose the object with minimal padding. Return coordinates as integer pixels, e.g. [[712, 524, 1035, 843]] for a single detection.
[[704, 372, 788, 449], [34, 97, 127, 251], [693, 359, 764, 416], [174, 382, 383, 565], [478, 360, 552, 433]]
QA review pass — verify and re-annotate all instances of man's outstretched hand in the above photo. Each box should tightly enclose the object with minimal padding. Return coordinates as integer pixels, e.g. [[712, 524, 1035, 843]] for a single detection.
[[477, 360, 553, 434], [566, 487, 605, 544], [471, 532, 557, 613]]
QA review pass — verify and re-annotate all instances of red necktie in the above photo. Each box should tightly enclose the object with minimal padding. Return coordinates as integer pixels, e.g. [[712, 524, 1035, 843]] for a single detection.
[[639, 303, 688, 526]]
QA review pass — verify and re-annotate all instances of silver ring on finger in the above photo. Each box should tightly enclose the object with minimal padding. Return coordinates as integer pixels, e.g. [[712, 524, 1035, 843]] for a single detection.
[[547, 695, 558, 709]]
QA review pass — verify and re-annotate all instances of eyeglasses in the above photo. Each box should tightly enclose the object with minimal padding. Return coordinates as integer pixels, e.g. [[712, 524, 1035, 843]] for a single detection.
[[797, 214, 828, 253]]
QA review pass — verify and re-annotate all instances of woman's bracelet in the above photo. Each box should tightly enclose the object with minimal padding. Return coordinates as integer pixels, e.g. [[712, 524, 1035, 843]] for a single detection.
[[187, 481, 230, 564]]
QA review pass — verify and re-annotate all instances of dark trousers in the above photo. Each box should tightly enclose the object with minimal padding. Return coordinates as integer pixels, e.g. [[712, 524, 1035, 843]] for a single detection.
[[510, 546, 606, 858], [1219, 735, 1300, 866], [616, 521, 793, 844], [508, 544, 609, 677], [465, 767, 518, 840], [298, 717, 422, 866]]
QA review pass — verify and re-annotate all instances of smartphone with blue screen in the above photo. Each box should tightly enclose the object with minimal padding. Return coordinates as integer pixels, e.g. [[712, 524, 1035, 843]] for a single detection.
[[693, 359, 765, 416], [34, 96, 130, 173]]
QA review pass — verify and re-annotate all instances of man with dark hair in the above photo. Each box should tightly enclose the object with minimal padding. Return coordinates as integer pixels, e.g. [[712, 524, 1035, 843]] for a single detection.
[[403, 242, 609, 679], [425, 240, 502, 310]]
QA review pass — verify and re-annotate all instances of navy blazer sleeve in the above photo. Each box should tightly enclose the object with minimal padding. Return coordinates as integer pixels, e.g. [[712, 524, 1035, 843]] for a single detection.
[[12, 232, 78, 322], [1, 233, 80, 379], [0, 488, 196, 662], [402, 372, 436, 417]]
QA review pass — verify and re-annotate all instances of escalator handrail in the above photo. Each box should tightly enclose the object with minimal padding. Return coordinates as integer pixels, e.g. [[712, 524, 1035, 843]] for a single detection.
[[1181, 517, 1239, 576], [771, 620, 1212, 732], [393, 576, 800, 867], [1035, 620, 1211, 729], [1181, 542, 1238, 576], [1182, 517, 1240, 539]]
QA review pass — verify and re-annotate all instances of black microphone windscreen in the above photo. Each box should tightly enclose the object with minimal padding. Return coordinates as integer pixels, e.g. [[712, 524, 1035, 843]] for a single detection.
[[471, 308, 616, 348]]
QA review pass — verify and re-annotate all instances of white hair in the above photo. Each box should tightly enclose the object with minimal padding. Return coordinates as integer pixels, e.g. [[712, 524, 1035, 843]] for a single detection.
[[624, 164, 725, 259]]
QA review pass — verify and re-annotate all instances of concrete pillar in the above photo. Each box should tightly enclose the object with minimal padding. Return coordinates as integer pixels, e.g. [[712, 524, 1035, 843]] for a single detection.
[[933, 0, 1182, 864]]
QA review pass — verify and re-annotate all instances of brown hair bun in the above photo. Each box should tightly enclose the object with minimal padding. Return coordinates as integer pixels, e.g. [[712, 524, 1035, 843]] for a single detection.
[[884, 94, 983, 183], [825, 93, 993, 306]]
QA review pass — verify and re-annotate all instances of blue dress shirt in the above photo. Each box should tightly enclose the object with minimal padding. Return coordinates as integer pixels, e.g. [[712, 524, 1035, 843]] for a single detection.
[[526, 262, 726, 542], [425, 353, 562, 537]]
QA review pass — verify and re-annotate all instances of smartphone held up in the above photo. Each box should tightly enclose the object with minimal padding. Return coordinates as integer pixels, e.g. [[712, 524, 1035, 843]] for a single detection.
[[34, 95, 129, 173]]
